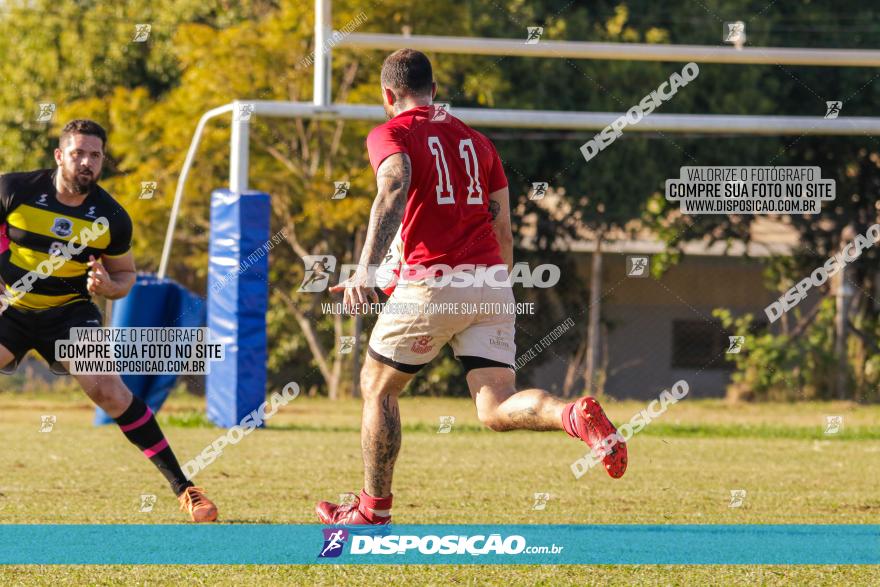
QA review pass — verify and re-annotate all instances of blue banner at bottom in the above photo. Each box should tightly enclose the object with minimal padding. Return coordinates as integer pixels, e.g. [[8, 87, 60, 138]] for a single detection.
[[0, 525, 877, 565]]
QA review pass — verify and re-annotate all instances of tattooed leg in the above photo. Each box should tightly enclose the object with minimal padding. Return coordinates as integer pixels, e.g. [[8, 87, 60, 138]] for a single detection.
[[496, 390, 567, 431], [362, 394, 402, 499], [466, 367, 567, 431], [360, 355, 414, 500]]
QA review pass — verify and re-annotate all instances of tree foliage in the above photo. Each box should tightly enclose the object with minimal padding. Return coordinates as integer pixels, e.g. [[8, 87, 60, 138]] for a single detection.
[[1, 0, 878, 399]]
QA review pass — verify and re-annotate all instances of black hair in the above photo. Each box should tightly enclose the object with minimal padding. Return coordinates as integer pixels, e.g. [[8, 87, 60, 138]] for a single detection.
[[380, 49, 434, 98], [59, 119, 107, 150]]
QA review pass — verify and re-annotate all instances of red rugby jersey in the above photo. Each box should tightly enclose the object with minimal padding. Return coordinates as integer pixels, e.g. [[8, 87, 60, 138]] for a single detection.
[[366, 105, 507, 273]]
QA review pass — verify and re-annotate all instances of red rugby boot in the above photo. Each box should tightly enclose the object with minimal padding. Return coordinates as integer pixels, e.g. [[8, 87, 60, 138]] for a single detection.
[[316, 491, 392, 526], [564, 396, 628, 478]]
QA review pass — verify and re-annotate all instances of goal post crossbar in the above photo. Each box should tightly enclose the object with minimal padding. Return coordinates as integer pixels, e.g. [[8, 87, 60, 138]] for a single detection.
[[338, 32, 880, 68]]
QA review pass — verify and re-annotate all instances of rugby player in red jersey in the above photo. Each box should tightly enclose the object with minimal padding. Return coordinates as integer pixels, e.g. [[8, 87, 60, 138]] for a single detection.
[[316, 50, 626, 525]]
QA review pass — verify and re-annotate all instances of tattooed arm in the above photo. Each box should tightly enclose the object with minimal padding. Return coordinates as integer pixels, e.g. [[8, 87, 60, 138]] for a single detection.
[[360, 153, 411, 267], [333, 153, 411, 311], [488, 186, 513, 271]]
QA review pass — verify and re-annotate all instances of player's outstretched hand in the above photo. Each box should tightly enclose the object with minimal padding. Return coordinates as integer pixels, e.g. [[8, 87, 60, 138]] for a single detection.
[[329, 265, 378, 314], [86, 255, 115, 297]]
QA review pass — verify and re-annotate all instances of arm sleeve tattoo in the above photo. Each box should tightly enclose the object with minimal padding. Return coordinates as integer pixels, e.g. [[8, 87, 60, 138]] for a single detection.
[[489, 200, 501, 221], [359, 153, 411, 267]]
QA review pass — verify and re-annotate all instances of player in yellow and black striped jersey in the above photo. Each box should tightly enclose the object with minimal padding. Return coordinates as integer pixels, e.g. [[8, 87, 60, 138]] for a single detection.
[[0, 168, 133, 309], [0, 119, 218, 522]]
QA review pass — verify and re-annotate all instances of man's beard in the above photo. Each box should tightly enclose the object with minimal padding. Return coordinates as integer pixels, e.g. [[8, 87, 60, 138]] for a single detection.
[[61, 166, 96, 195]]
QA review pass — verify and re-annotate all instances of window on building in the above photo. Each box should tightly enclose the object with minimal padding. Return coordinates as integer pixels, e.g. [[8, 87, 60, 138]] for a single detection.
[[671, 320, 734, 370]]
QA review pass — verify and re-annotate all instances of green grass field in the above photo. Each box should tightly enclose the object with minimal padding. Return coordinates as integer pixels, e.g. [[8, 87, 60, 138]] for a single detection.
[[1, 390, 878, 585]]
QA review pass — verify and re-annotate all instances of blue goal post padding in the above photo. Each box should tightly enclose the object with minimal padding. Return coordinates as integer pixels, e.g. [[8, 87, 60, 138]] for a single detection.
[[206, 189, 270, 428], [93, 274, 205, 425]]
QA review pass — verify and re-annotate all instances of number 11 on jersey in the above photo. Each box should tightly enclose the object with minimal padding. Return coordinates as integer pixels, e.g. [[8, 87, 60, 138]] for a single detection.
[[427, 136, 483, 205]]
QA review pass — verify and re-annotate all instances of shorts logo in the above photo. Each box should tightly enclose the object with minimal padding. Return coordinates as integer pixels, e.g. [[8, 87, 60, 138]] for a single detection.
[[411, 335, 434, 354], [489, 337, 510, 350], [489, 329, 510, 350], [36, 194, 49, 206], [51, 218, 73, 238], [319, 528, 349, 558]]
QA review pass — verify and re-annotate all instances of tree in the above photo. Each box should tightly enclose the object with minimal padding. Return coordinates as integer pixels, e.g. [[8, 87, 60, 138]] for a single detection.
[[643, 1, 880, 401]]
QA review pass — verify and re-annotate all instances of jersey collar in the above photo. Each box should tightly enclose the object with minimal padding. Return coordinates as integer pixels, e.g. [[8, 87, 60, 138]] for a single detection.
[[49, 168, 96, 210]]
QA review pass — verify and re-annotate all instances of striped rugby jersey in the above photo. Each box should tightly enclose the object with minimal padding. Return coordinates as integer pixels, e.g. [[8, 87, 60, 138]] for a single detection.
[[0, 169, 132, 309]]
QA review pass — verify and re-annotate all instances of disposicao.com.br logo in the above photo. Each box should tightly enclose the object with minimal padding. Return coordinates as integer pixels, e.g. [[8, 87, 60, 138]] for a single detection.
[[319, 529, 349, 558], [318, 531, 563, 558]]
